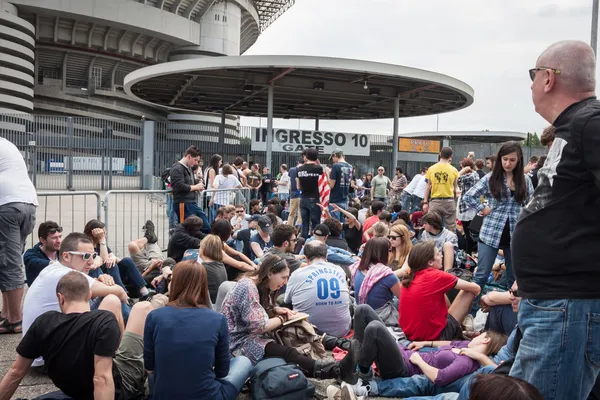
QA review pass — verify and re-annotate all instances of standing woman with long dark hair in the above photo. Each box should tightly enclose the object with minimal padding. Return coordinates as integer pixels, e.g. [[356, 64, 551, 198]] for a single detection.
[[205, 154, 223, 222], [460, 141, 533, 297]]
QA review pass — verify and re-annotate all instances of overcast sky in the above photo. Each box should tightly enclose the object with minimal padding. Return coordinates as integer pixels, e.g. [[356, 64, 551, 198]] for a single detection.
[[240, 0, 596, 136]]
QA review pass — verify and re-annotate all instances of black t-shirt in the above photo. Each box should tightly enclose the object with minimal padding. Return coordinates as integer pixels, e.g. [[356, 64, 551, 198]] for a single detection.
[[235, 228, 254, 260], [202, 260, 227, 303], [344, 224, 362, 254], [260, 173, 273, 193], [329, 161, 353, 203], [476, 170, 486, 179], [17, 310, 121, 400], [297, 163, 323, 199], [513, 97, 600, 299], [326, 236, 349, 252]]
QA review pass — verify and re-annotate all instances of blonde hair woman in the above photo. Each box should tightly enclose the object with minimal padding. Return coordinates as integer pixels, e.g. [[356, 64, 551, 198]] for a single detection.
[[388, 223, 412, 278]]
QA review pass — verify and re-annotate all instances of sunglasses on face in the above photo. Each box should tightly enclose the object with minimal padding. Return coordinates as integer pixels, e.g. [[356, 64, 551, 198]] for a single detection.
[[68, 251, 98, 261], [388, 235, 403, 240], [509, 288, 520, 297], [528, 67, 560, 81], [236, 210, 244, 213]]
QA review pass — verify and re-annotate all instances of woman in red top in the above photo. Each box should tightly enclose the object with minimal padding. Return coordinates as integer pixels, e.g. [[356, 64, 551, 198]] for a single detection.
[[399, 241, 480, 341]]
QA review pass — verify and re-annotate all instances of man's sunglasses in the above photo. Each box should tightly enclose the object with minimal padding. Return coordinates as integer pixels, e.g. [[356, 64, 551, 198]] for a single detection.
[[236, 210, 245, 213], [46, 228, 63, 235], [528, 67, 560, 81], [509, 288, 520, 297], [68, 251, 98, 261]]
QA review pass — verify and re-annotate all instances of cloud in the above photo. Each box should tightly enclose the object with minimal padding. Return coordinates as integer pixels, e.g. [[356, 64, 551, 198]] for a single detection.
[[241, 0, 597, 135]]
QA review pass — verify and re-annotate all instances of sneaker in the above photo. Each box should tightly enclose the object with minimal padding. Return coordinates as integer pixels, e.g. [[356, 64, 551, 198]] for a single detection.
[[326, 385, 341, 400], [143, 220, 158, 244], [342, 379, 370, 398], [463, 314, 474, 332]]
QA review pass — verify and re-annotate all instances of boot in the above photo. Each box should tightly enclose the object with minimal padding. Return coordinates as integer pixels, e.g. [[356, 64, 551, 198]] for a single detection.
[[321, 334, 352, 351], [339, 339, 361, 384], [314, 359, 341, 380]]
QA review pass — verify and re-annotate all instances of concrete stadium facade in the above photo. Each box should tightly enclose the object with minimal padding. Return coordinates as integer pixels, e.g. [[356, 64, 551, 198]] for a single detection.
[[0, 0, 294, 128]]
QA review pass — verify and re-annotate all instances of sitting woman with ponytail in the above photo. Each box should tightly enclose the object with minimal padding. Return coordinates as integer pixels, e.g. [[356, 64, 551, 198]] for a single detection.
[[220, 254, 354, 381], [399, 241, 481, 341], [351, 237, 402, 326]]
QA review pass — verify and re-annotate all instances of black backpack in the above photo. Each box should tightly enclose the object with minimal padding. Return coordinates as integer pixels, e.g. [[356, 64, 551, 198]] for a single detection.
[[250, 357, 315, 400]]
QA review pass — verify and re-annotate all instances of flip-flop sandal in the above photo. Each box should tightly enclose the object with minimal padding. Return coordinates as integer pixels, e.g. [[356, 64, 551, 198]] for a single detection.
[[0, 319, 22, 334]]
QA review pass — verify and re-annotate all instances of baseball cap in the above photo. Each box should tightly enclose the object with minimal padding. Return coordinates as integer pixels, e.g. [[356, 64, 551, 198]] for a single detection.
[[329, 148, 344, 160], [313, 224, 330, 237], [257, 215, 273, 234], [245, 214, 261, 222]]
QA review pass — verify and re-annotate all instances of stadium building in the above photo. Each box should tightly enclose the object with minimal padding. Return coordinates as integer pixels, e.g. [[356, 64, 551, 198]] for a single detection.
[[0, 0, 294, 128]]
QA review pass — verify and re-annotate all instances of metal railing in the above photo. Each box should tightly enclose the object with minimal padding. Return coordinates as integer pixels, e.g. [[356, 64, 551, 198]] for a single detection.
[[199, 187, 252, 213], [102, 190, 171, 258], [30, 191, 102, 247]]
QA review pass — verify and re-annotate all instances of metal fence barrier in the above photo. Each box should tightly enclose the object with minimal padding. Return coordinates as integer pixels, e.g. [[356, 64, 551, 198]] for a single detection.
[[103, 190, 171, 258], [30, 191, 101, 247], [199, 187, 252, 214]]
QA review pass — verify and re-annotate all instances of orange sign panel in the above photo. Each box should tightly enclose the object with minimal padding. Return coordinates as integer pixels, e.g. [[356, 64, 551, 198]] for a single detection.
[[398, 138, 440, 153]]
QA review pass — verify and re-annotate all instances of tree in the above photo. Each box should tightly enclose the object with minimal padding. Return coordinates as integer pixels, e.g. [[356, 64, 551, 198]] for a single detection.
[[525, 132, 541, 147]]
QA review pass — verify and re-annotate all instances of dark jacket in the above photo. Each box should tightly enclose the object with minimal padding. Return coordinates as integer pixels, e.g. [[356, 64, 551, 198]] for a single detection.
[[23, 243, 54, 286], [167, 225, 205, 262], [170, 162, 197, 204]]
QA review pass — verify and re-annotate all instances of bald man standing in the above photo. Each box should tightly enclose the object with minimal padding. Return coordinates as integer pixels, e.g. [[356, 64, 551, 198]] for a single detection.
[[511, 40, 600, 400]]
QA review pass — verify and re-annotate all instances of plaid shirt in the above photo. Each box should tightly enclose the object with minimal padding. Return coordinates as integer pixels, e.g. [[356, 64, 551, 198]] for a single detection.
[[457, 171, 480, 194], [459, 174, 534, 248]]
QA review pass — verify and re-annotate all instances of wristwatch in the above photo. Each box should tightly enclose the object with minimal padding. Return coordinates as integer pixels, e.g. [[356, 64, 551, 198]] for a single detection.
[[99, 241, 106, 245]]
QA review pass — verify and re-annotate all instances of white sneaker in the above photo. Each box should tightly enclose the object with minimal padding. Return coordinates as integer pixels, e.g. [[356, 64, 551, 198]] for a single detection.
[[326, 385, 341, 400], [342, 378, 371, 398]]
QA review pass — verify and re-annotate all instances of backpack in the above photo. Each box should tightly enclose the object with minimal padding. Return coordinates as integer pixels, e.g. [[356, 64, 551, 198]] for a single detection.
[[274, 319, 327, 361], [160, 167, 171, 189], [250, 357, 315, 400]]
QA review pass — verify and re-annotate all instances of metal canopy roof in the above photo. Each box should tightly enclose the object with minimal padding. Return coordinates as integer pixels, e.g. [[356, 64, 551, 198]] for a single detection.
[[400, 131, 527, 143], [124, 55, 474, 120]]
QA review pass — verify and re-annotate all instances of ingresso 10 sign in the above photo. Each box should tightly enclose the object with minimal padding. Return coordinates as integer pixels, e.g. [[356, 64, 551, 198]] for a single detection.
[[252, 128, 370, 156]]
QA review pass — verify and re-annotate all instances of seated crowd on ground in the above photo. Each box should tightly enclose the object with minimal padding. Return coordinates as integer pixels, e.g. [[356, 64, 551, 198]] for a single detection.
[[1, 122, 599, 400]]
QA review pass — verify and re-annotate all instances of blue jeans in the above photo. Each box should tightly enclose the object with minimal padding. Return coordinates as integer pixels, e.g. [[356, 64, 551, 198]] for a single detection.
[[328, 200, 348, 222], [89, 257, 146, 296], [401, 192, 410, 210], [219, 356, 253, 399], [279, 193, 289, 202], [173, 201, 211, 234], [409, 194, 423, 213], [300, 197, 321, 239], [90, 296, 131, 324], [510, 298, 600, 400], [471, 241, 513, 312]]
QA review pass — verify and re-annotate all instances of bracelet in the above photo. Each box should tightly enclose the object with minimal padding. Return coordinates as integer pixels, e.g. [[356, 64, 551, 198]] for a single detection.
[[277, 315, 285, 325]]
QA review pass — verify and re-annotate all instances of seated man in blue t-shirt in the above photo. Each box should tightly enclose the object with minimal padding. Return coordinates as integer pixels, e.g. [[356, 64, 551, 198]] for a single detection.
[[249, 215, 274, 261], [284, 241, 351, 338]]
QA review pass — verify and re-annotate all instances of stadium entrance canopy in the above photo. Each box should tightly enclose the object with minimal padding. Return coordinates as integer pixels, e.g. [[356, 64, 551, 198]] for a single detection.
[[124, 55, 474, 168]]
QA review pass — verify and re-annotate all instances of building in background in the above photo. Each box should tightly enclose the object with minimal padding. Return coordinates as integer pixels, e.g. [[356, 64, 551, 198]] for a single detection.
[[0, 0, 294, 125]]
